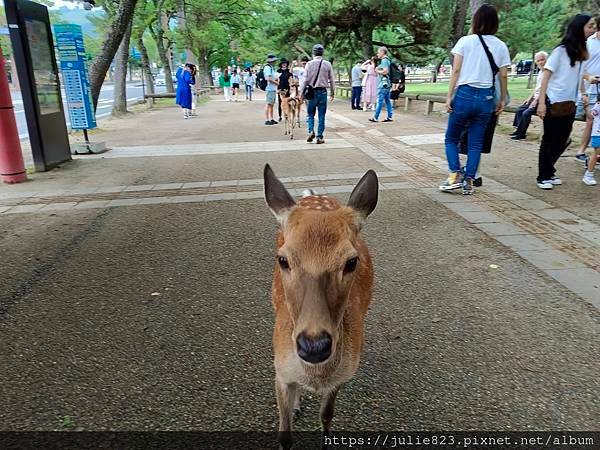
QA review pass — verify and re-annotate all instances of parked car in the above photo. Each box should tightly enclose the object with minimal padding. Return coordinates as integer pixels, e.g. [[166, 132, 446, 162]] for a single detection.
[[516, 60, 533, 74], [154, 74, 177, 86]]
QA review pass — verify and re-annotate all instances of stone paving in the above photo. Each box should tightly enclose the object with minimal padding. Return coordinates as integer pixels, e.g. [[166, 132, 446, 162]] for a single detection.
[[0, 94, 598, 431]]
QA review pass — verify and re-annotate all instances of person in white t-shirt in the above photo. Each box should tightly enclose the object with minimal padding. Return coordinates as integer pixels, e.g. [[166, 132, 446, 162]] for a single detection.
[[575, 16, 600, 163], [536, 14, 597, 190], [439, 4, 510, 195]]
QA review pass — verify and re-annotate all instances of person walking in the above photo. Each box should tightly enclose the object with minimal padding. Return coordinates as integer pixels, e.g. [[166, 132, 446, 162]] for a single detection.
[[175, 63, 195, 119], [536, 13, 596, 190], [369, 47, 394, 123], [230, 70, 241, 101], [189, 64, 198, 116], [511, 51, 548, 140], [439, 4, 510, 195], [277, 59, 292, 122], [264, 54, 279, 125], [583, 93, 600, 185], [351, 60, 363, 110], [299, 44, 336, 144], [361, 57, 377, 110], [219, 68, 231, 101], [245, 69, 255, 101], [574, 15, 600, 163]]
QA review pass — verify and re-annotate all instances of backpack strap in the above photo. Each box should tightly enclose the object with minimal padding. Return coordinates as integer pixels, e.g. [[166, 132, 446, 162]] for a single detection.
[[477, 34, 499, 89]]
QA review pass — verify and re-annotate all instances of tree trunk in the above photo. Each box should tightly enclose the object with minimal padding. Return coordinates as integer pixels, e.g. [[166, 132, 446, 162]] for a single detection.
[[150, 23, 174, 93], [527, 49, 535, 89], [470, 0, 483, 14], [359, 19, 374, 60], [138, 36, 155, 106], [433, 57, 445, 83], [88, 0, 138, 111], [448, 0, 469, 64], [112, 19, 132, 116], [176, 0, 195, 63], [196, 52, 213, 86]]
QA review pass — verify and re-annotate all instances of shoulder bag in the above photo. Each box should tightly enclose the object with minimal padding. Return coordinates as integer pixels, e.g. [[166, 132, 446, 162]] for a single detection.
[[547, 60, 582, 118], [477, 34, 511, 106], [303, 60, 323, 100]]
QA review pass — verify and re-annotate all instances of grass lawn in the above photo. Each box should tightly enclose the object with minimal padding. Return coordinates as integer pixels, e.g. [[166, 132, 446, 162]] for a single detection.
[[406, 77, 534, 104]]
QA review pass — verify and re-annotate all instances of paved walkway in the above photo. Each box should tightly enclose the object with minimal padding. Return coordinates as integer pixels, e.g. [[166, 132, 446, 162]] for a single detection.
[[0, 94, 598, 431]]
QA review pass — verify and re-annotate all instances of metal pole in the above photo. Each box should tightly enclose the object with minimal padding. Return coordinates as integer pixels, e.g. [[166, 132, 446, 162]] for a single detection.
[[0, 46, 27, 184]]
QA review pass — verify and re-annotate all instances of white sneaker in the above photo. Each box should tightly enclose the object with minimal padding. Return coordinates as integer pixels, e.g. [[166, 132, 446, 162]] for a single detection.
[[537, 180, 554, 189], [550, 176, 562, 185], [583, 171, 597, 186]]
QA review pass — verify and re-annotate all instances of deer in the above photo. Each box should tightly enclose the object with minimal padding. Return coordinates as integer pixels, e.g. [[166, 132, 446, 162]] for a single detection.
[[263, 164, 379, 450], [279, 78, 302, 139]]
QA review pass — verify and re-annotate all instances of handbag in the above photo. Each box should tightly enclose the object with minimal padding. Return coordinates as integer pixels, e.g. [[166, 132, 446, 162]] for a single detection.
[[547, 61, 581, 118], [549, 100, 576, 117], [303, 60, 323, 100], [477, 34, 511, 106]]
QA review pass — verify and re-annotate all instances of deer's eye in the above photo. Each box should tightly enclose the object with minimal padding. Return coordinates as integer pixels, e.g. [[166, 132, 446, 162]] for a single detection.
[[278, 256, 290, 270], [344, 257, 358, 274]]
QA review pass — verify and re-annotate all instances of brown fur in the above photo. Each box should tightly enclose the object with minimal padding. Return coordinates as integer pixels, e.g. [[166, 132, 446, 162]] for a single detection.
[[271, 194, 374, 448], [279, 78, 302, 139]]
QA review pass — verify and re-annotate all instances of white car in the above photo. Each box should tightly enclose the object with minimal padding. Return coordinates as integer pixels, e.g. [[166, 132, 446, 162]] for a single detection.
[[154, 75, 177, 86]]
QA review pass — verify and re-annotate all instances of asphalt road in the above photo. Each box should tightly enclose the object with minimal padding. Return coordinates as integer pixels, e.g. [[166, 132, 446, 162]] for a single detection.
[[9, 82, 166, 140]]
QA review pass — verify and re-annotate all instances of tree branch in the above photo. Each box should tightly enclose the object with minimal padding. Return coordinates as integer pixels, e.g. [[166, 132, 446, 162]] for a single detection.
[[372, 40, 416, 49]]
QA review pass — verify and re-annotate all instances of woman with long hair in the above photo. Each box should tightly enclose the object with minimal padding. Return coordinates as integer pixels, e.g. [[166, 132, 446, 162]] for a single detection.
[[361, 56, 378, 111], [175, 63, 195, 119], [440, 4, 510, 195], [536, 14, 597, 189]]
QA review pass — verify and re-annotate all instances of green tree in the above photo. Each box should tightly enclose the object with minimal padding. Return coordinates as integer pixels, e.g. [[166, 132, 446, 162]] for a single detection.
[[88, 0, 139, 110]]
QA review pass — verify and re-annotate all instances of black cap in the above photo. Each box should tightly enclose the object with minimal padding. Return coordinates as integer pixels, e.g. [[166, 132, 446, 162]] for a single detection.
[[312, 44, 324, 56]]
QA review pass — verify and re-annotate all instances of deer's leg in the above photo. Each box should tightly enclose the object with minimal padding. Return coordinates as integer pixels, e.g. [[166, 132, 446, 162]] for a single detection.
[[320, 386, 340, 450], [292, 387, 301, 419], [276, 379, 297, 450]]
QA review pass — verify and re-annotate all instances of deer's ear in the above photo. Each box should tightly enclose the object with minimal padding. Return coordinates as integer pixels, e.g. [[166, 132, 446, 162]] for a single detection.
[[348, 170, 378, 229], [264, 164, 296, 226]]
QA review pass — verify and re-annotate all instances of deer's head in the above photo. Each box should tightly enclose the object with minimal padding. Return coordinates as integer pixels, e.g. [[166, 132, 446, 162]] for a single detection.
[[264, 164, 378, 365]]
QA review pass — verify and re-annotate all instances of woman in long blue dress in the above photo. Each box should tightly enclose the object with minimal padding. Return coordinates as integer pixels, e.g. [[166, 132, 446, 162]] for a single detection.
[[175, 64, 195, 119]]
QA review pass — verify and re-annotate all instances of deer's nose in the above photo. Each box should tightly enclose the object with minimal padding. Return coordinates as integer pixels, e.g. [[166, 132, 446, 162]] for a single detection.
[[296, 331, 332, 364]]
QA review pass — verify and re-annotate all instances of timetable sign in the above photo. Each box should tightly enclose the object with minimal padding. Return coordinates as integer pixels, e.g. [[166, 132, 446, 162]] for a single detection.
[[54, 24, 96, 130]]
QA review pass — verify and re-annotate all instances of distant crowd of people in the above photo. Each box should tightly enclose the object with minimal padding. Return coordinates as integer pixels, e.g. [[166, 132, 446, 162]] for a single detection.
[[175, 4, 600, 193]]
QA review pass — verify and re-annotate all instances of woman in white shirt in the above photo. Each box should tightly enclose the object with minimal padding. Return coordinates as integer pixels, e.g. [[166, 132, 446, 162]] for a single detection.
[[536, 14, 596, 189], [440, 4, 510, 195]]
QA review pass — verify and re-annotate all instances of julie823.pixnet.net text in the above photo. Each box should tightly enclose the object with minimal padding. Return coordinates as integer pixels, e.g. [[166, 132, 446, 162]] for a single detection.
[[322, 433, 597, 448]]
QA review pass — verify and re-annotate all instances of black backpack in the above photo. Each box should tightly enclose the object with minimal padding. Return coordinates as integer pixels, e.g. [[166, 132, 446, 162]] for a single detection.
[[256, 66, 269, 91], [388, 59, 402, 84]]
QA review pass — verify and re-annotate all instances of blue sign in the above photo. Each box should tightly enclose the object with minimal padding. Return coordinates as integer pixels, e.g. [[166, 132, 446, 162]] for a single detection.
[[53, 24, 96, 130], [131, 47, 142, 60]]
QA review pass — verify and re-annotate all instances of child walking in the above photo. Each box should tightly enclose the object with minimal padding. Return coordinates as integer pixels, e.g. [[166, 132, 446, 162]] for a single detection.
[[583, 93, 600, 185]]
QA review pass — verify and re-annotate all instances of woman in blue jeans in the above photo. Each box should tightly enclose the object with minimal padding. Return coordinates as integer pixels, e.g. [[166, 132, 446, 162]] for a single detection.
[[440, 4, 510, 195]]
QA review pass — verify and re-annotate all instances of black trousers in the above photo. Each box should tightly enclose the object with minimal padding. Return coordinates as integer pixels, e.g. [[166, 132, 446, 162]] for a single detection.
[[513, 104, 537, 136], [538, 113, 575, 182]]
